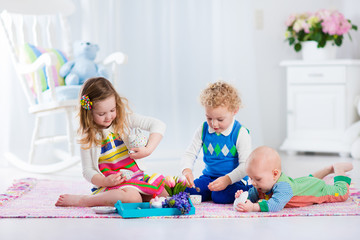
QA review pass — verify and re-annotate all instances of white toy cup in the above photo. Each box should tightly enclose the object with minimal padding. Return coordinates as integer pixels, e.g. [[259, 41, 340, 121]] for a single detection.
[[190, 195, 202, 205]]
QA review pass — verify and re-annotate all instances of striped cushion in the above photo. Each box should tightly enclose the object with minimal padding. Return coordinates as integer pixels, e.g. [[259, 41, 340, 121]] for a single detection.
[[19, 43, 68, 96]]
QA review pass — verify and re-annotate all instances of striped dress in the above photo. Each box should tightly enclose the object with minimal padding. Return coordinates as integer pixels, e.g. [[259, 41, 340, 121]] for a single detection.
[[91, 129, 165, 196]]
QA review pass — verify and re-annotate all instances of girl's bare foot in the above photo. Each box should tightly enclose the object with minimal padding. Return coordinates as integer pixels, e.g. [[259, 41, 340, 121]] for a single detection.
[[55, 194, 89, 207], [333, 162, 353, 176]]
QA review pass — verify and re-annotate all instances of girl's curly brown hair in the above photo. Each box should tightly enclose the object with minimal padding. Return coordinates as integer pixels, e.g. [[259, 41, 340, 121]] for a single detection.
[[78, 77, 130, 149], [199, 80, 242, 112]]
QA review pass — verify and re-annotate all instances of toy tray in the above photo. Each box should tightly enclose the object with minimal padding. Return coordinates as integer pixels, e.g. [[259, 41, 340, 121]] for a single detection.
[[115, 198, 195, 218]]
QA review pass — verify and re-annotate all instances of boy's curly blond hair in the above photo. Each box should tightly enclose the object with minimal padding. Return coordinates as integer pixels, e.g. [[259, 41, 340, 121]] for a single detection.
[[199, 80, 242, 112]]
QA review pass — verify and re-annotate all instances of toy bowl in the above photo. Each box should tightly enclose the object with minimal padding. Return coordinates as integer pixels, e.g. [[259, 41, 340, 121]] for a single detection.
[[190, 195, 202, 205], [120, 169, 133, 180]]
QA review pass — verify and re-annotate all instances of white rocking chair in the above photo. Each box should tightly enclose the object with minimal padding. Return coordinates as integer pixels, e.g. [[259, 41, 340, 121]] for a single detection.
[[0, 4, 127, 173]]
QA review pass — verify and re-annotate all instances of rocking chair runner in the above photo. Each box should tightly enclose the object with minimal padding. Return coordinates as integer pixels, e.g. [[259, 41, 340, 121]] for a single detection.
[[0, 6, 127, 173]]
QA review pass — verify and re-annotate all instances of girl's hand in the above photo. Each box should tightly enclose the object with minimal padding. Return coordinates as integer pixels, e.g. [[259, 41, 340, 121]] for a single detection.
[[129, 146, 151, 159], [182, 168, 195, 188], [235, 201, 260, 212], [129, 132, 163, 160], [103, 172, 125, 187], [208, 175, 231, 191]]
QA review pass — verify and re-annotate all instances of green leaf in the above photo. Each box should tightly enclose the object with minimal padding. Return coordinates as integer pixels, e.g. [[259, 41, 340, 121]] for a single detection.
[[164, 185, 172, 196], [169, 199, 175, 207], [312, 32, 322, 42], [334, 37, 342, 46], [179, 185, 187, 193], [294, 43, 301, 52], [173, 183, 180, 195], [319, 36, 327, 48], [173, 182, 187, 195], [297, 30, 305, 41], [303, 34, 311, 41], [288, 37, 295, 45]]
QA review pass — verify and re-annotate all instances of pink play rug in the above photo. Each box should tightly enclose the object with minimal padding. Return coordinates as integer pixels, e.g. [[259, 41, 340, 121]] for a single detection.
[[1, 177, 360, 219]]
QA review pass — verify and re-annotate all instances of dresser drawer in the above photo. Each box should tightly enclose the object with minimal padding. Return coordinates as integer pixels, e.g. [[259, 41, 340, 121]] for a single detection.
[[287, 66, 346, 84]]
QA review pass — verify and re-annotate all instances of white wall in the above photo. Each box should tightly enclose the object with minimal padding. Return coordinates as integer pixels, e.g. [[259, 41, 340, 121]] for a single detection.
[[69, 0, 359, 152], [69, 0, 265, 159], [1, 0, 359, 165]]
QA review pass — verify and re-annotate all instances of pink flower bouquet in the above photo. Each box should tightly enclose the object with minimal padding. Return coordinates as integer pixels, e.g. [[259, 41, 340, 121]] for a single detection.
[[285, 9, 357, 52], [164, 175, 188, 196]]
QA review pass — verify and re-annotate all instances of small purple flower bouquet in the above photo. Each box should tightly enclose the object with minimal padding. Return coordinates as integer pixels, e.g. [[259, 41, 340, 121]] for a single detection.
[[162, 191, 192, 215], [162, 176, 192, 214]]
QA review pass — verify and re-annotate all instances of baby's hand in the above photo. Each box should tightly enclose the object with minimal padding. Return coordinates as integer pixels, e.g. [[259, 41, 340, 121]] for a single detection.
[[235, 190, 243, 198], [103, 172, 125, 187], [235, 201, 260, 212], [208, 176, 231, 191], [234, 201, 253, 212], [129, 147, 151, 159]]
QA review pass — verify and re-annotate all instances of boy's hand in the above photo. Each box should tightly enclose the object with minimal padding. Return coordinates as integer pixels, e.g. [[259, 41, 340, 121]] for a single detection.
[[235, 201, 260, 212], [103, 172, 125, 187], [129, 147, 151, 159], [208, 175, 231, 191], [182, 168, 195, 188]]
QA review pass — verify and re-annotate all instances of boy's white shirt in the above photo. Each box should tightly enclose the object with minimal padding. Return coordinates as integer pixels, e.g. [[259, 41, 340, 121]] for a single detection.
[[181, 118, 252, 184], [80, 112, 166, 185]]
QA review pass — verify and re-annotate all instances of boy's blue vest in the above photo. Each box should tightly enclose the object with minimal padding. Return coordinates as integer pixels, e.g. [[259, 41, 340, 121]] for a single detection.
[[201, 120, 247, 177]]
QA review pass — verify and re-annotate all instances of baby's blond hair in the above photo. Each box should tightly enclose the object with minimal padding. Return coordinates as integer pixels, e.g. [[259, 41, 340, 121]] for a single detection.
[[199, 80, 242, 112], [246, 146, 282, 172]]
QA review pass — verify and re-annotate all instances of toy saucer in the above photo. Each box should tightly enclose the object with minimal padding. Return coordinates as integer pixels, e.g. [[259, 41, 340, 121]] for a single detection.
[[92, 206, 117, 214]]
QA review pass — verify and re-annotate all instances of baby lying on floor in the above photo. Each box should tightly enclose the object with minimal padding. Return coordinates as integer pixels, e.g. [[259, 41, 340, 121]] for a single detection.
[[234, 146, 353, 212]]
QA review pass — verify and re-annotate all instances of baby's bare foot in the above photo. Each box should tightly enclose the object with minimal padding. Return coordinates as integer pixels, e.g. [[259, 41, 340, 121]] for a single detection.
[[333, 162, 353, 176], [326, 164, 334, 174], [55, 194, 89, 207]]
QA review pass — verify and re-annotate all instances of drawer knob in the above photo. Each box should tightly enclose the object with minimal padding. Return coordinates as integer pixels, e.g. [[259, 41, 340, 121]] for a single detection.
[[307, 73, 324, 77]]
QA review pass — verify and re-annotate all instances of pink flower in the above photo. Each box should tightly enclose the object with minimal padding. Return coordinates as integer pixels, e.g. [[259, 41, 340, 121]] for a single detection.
[[302, 22, 310, 33], [315, 9, 332, 21], [178, 175, 187, 186], [321, 11, 352, 36], [322, 17, 339, 35], [285, 14, 296, 27], [337, 20, 351, 35], [165, 176, 175, 188]]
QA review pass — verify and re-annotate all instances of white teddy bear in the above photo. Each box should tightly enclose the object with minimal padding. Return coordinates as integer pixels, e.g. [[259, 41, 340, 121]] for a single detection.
[[344, 96, 360, 159]]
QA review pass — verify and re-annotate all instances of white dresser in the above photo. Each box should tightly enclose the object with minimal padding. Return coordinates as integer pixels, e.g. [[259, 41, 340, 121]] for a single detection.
[[280, 60, 360, 156]]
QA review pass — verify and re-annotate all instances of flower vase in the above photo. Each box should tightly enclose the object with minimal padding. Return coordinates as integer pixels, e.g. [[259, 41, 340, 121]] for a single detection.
[[301, 41, 337, 61]]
